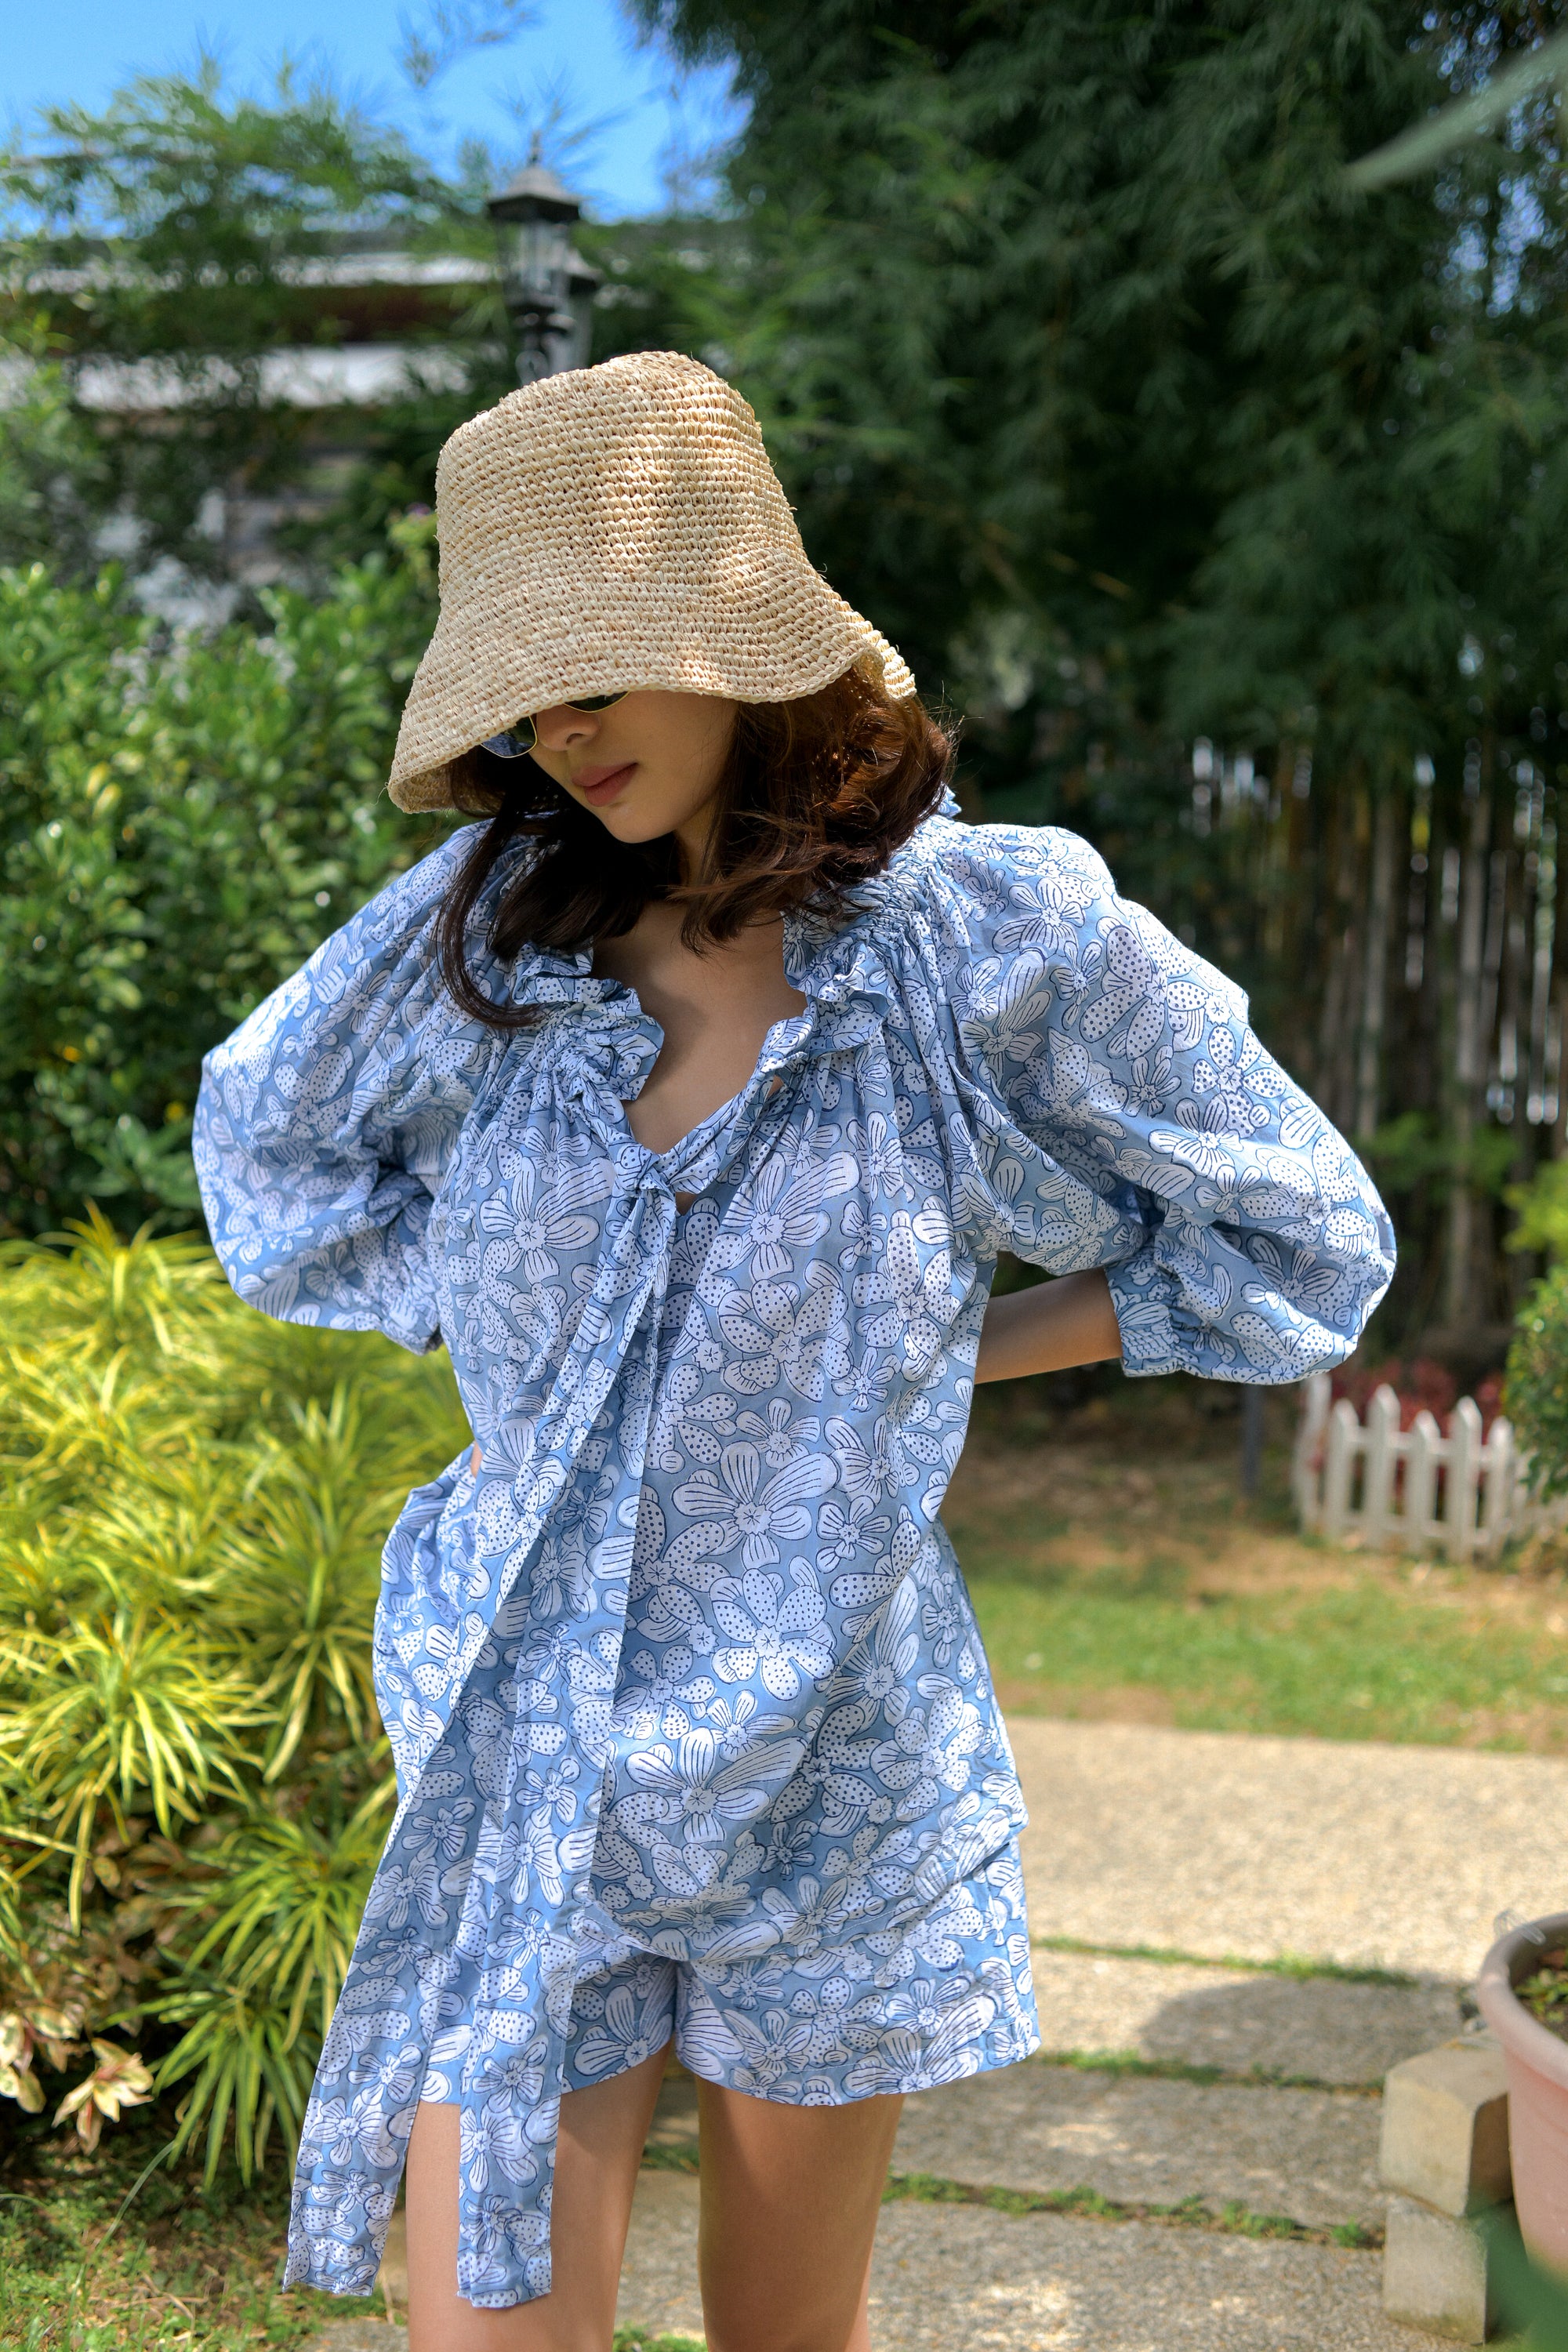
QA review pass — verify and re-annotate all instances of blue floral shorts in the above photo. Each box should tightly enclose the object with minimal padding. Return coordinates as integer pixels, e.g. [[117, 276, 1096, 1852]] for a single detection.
[[558, 1838, 1038, 2104]]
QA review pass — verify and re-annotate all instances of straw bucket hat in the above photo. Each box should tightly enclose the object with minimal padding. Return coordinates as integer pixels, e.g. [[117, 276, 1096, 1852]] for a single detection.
[[387, 350, 916, 811]]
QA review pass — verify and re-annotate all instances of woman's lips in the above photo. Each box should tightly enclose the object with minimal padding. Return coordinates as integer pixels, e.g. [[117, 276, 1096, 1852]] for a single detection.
[[572, 760, 637, 804]]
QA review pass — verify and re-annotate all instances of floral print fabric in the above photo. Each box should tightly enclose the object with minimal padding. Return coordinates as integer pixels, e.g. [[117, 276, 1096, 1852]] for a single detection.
[[194, 815, 1392, 2308], [539, 1838, 1036, 2106]]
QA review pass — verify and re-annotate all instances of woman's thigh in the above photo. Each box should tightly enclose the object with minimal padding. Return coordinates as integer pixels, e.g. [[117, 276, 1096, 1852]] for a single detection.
[[404, 2041, 669, 2352], [695, 2080, 903, 2352]]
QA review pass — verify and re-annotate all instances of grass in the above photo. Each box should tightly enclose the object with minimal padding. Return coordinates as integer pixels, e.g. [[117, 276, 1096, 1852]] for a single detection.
[[0, 2114, 365, 2350], [1029, 1931, 1420, 1985], [1033, 2046, 1383, 2096], [946, 1374, 1568, 1754], [0, 2117, 708, 2352], [880, 2167, 1378, 2248]]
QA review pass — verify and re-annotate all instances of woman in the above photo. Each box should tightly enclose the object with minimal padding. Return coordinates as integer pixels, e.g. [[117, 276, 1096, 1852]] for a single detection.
[[195, 350, 1393, 2352]]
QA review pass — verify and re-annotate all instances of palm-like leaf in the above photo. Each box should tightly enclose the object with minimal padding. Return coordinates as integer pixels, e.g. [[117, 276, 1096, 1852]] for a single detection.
[[203, 1388, 395, 1774], [0, 1218, 469, 2170], [0, 1205, 230, 1369], [141, 1977, 318, 2186], [145, 1781, 392, 2178], [0, 1601, 263, 1919]]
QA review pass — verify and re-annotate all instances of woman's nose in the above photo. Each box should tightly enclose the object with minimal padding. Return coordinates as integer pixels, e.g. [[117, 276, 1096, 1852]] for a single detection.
[[532, 703, 601, 750]]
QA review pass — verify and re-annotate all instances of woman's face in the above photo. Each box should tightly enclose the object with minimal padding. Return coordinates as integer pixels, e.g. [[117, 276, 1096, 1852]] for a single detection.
[[528, 689, 739, 858]]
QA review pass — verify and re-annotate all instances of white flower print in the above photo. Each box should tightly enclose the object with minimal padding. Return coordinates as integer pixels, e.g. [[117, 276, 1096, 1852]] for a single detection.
[[611, 1643, 716, 1740], [709, 2003, 816, 2092], [829, 1508, 926, 1615], [617, 1727, 804, 1846], [815, 1496, 888, 1575], [851, 1201, 958, 1377], [869, 1675, 983, 1819], [194, 815, 1391, 2314], [478, 1152, 608, 1283], [667, 1442, 836, 1571], [739, 1147, 857, 1282], [825, 1414, 898, 1508], [989, 866, 1100, 959], [845, 1112, 903, 1199], [572, 1981, 673, 2079], [712, 1560, 834, 1698], [735, 1398, 820, 1469], [1080, 920, 1167, 1058], [1189, 1023, 1271, 1134], [717, 1264, 849, 1400], [843, 1990, 997, 2093], [920, 1568, 965, 1667]]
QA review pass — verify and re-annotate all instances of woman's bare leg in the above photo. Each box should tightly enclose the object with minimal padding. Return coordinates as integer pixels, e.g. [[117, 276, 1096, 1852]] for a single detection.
[[404, 2042, 669, 2352], [695, 2081, 903, 2352]]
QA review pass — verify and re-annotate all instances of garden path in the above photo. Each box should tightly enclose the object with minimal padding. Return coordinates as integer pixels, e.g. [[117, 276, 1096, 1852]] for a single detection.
[[320, 1715, 1568, 2350]]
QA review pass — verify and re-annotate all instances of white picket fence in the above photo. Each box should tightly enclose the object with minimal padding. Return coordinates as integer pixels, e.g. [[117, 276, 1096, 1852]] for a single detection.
[[1291, 1372, 1542, 1559]]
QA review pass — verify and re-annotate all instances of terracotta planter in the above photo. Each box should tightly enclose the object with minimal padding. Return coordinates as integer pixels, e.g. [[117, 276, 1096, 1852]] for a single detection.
[[1478, 1910, 1568, 2278]]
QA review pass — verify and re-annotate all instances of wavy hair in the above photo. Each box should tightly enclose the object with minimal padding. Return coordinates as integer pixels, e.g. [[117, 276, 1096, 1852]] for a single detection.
[[432, 668, 956, 1030]]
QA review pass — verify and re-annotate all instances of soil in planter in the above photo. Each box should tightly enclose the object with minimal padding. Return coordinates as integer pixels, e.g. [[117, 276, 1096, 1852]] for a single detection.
[[1518, 1949, 1568, 2043]]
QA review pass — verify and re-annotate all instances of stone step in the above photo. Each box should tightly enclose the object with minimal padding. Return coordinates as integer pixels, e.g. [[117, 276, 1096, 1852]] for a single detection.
[[1027, 1946, 1463, 2086], [615, 2168, 1440, 2351], [648, 2059, 1382, 2231], [893, 2063, 1382, 2229], [1009, 1716, 1568, 1980]]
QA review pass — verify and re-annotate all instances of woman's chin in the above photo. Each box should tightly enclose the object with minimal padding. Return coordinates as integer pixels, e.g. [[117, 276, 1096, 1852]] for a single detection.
[[589, 803, 685, 844], [591, 811, 657, 842]]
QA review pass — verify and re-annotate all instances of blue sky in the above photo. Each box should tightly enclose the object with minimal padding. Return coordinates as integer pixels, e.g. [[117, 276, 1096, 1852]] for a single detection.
[[2, 0, 742, 218]]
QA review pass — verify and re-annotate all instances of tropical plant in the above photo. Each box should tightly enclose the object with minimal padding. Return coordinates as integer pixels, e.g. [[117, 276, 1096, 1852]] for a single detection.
[[0, 1210, 470, 2180]]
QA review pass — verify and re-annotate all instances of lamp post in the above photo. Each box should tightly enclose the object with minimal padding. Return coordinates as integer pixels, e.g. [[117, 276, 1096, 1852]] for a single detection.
[[485, 141, 601, 385]]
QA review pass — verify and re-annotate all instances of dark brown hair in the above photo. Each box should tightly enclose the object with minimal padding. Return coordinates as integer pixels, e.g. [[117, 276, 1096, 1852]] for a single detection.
[[433, 669, 956, 1029]]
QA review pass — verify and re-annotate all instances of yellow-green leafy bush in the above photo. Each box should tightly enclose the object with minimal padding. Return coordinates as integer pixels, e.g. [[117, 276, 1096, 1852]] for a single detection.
[[0, 1210, 468, 2176]]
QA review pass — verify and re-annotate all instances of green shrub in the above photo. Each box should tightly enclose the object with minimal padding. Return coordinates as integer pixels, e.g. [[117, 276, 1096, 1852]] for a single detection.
[[1505, 1261, 1568, 1504], [0, 1211, 469, 2178], [0, 544, 448, 1236]]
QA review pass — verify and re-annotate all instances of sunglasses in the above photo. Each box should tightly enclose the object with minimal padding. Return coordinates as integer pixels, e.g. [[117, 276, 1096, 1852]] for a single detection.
[[480, 693, 627, 760]]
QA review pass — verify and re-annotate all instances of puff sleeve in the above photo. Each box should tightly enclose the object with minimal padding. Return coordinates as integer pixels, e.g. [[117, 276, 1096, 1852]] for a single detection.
[[193, 828, 506, 1353], [931, 821, 1395, 1381]]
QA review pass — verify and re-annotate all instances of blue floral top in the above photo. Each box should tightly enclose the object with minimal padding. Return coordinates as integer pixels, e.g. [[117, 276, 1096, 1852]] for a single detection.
[[195, 814, 1393, 2307]]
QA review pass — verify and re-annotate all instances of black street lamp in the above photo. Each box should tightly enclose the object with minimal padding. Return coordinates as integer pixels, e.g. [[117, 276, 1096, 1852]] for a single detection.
[[485, 142, 601, 385]]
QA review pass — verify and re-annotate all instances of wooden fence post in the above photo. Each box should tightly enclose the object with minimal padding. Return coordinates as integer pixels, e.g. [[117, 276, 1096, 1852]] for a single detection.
[[1406, 1409, 1441, 1549], [1362, 1385, 1402, 1548], [1293, 1372, 1332, 1530], [1446, 1396, 1483, 1559], [1479, 1415, 1516, 1555], [1322, 1399, 1362, 1541]]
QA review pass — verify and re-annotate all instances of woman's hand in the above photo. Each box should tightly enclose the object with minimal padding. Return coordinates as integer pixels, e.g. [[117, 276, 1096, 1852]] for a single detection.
[[974, 1267, 1123, 1385]]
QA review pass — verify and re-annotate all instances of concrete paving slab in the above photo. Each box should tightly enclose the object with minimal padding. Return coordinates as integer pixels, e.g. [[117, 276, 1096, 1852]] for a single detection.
[[612, 2169, 1438, 2350], [1028, 1949, 1464, 2085], [1008, 1715, 1568, 1980], [893, 2063, 1383, 2227], [866, 2201, 1436, 2352], [646, 2059, 1381, 2230], [618, 2167, 706, 2340]]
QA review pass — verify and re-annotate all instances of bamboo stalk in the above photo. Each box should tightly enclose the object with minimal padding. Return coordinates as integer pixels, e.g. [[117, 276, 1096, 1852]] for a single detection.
[[1445, 775, 1491, 1327], [1356, 792, 1397, 1138]]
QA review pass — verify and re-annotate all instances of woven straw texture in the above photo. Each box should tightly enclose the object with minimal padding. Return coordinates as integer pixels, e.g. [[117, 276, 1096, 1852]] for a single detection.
[[387, 350, 916, 811]]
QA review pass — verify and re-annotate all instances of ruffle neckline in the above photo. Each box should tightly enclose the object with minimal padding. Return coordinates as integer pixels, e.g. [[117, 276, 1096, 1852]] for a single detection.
[[470, 822, 945, 1098]]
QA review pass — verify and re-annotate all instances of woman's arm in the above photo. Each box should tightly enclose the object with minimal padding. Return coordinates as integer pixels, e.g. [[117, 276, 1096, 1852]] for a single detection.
[[974, 1268, 1123, 1385]]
